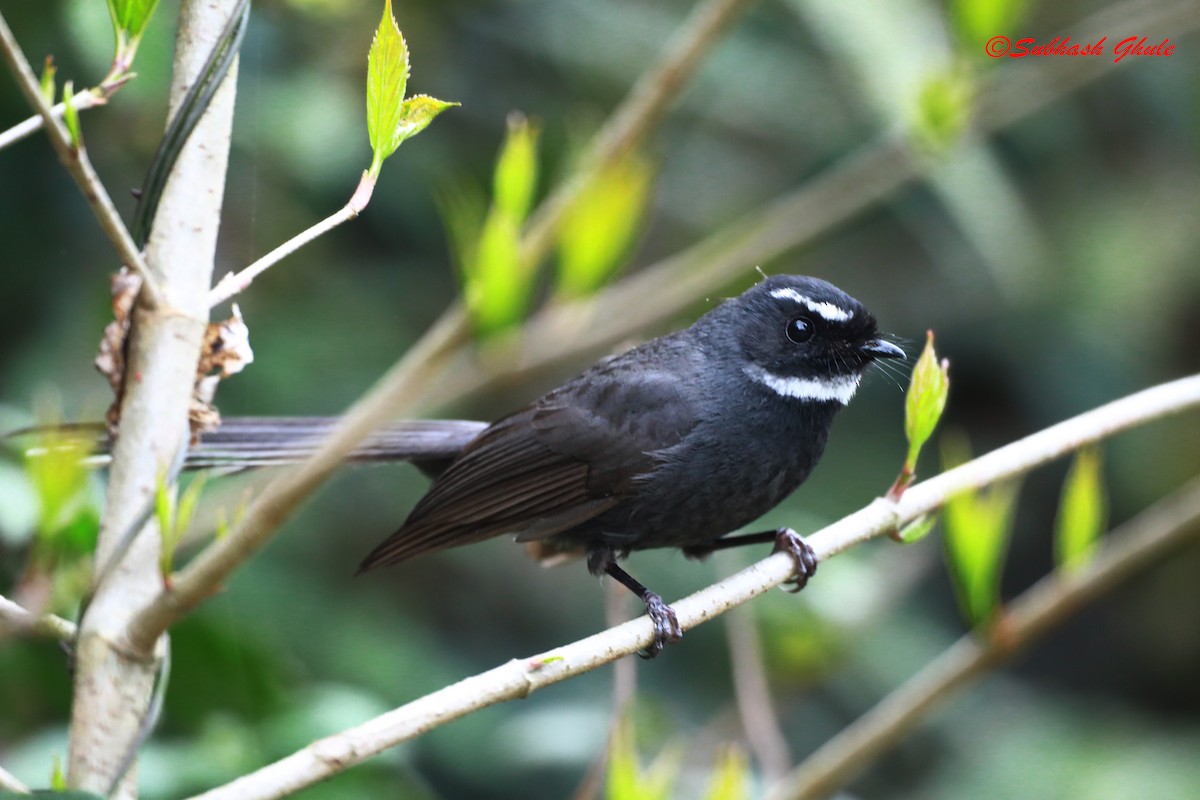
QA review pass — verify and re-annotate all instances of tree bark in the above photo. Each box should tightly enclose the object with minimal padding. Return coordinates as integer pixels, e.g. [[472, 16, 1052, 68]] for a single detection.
[[66, 1, 241, 795]]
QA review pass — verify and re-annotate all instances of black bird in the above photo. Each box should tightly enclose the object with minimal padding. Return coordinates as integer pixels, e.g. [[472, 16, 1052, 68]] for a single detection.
[[358, 275, 904, 656]]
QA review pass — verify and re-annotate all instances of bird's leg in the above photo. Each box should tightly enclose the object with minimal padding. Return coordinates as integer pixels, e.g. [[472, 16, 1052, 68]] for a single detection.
[[683, 527, 818, 592], [587, 547, 682, 659]]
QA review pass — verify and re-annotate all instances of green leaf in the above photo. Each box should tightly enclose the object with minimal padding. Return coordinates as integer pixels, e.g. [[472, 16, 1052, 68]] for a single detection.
[[40, 56, 57, 106], [897, 512, 939, 544], [467, 208, 526, 335], [702, 746, 749, 800], [62, 81, 82, 148], [155, 471, 176, 575], [950, 0, 1030, 54], [557, 152, 654, 298], [904, 330, 950, 474], [606, 716, 681, 800], [389, 94, 458, 152], [24, 425, 96, 559], [176, 472, 208, 542], [107, 0, 162, 39], [493, 114, 540, 222], [365, 0, 409, 176], [1054, 447, 1107, 572], [942, 433, 1020, 627], [912, 69, 973, 153]]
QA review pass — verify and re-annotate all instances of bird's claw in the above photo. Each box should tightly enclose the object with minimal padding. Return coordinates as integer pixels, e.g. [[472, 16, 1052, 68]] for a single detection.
[[638, 591, 683, 659], [774, 528, 818, 593]]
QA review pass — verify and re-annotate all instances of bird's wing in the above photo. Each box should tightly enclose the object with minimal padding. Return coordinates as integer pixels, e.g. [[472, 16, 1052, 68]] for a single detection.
[[357, 359, 701, 572]]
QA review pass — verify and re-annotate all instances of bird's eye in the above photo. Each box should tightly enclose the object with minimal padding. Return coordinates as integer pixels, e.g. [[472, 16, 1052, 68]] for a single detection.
[[786, 316, 814, 344]]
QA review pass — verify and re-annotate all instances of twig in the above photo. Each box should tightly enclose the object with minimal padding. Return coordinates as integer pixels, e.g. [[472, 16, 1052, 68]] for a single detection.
[[207, 173, 370, 307], [0, 763, 30, 794], [182, 375, 1200, 800], [0, 88, 103, 151], [0, 593, 77, 642], [0, 11, 164, 310], [765, 475, 1200, 800], [125, 308, 471, 655], [726, 604, 791, 784]]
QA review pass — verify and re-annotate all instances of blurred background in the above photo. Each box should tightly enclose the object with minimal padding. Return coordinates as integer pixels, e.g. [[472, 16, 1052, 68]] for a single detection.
[[2, 0, 1199, 797]]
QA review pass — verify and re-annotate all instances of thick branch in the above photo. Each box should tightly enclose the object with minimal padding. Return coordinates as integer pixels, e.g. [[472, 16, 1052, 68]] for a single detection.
[[766, 475, 1200, 800], [0, 764, 29, 794], [184, 374, 1200, 800], [65, 1, 241, 795]]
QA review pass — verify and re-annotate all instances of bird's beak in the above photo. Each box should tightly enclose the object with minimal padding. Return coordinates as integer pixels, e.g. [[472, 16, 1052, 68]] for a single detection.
[[860, 339, 905, 360]]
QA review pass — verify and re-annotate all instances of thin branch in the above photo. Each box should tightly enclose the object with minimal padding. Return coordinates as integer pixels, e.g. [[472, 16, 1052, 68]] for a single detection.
[[124, 308, 470, 655], [0, 11, 165, 310], [0, 88, 103, 152], [726, 604, 791, 784], [207, 173, 370, 308], [765, 475, 1200, 800], [184, 374, 1200, 800], [0, 764, 30, 794], [0, 593, 78, 642]]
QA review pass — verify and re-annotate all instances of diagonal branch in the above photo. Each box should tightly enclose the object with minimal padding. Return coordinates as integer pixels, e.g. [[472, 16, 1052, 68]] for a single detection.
[[183, 374, 1200, 800], [0, 11, 164, 309], [0, 593, 78, 642], [765, 475, 1200, 800]]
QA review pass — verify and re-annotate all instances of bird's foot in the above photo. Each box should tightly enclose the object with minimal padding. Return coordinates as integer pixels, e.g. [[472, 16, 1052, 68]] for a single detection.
[[774, 528, 818, 593], [639, 591, 683, 659]]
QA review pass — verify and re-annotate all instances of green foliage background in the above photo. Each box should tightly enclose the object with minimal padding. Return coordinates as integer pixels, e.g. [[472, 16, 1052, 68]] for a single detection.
[[2, 1, 1199, 798]]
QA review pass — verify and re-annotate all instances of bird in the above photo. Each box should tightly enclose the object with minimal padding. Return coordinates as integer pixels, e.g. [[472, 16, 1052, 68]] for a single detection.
[[357, 274, 904, 657]]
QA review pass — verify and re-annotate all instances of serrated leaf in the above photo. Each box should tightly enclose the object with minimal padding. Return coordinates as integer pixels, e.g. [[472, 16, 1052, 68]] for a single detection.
[[702, 746, 749, 800], [904, 330, 950, 473], [366, 0, 409, 175], [62, 80, 82, 148], [557, 152, 654, 298], [389, 94, 458, 152], [942, 433, 1020, 627], [1054, 447, 1107, 572], [493, 114, 539, 221], [912, 69, 974, 152], [40, 57, 57, 106]]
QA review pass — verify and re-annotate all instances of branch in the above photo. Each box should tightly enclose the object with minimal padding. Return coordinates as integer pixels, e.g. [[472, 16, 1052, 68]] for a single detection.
[[0, 87, 103, 152], [0, 764, 29, 794], [0, 11, 164, 310], [765, 475, 1200, 800], [0, 593, 77, 642], [184, 374, 1200, 800], [64, 0, 242, 795], [207, 174, 369, 308]]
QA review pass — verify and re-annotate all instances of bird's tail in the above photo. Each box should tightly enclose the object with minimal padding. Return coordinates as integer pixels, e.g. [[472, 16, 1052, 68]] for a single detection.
[[10, 417, 486, 472]]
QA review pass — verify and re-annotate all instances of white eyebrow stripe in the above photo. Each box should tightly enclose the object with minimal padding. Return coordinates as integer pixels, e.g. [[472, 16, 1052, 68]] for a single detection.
[[769, 287, 853, 322], [744, 366, 861, 405]]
